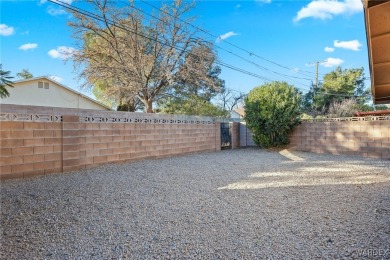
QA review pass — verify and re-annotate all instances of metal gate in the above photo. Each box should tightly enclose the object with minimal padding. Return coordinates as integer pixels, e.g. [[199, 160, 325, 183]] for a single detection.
[[220, 122, 231, 149]]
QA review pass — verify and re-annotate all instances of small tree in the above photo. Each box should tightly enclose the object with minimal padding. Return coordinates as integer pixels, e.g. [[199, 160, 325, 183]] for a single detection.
[[16, 69, 33, 79], [303, 67, 368, 116], [160, 94, 228, 117], [245, 81, 302, 148], [0, 64, 14, 98], [327, 99, 359, 118]]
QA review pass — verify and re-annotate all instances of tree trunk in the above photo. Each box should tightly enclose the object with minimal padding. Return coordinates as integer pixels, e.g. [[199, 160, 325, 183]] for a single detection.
[[145, 99, 153, 113], [117, 102, 135, 112], [128, 102, 136, 112]]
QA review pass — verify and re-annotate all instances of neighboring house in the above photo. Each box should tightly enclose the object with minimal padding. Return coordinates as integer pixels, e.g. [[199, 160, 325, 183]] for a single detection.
[[0, 76, 111, 110], [230, 108, 245, 120]]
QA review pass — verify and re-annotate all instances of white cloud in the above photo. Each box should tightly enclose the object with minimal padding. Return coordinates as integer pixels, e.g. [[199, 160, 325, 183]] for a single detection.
[[47, 6, 67, 16], [49, 75, 63, 83], [324, 46, 335, 53], [293, 0, 362, 22], [0, 24, 15, 36], [321, 57, 344, 67], [48, 46, 76, 60], [44, 0, 74, 15], [21, 30, 29, 35], [256, 0, 272, 3], [216, 31, 239, 43], [333, 39, 362, 51], [291, 68, 300, 73], [19, 43, 38, 51]]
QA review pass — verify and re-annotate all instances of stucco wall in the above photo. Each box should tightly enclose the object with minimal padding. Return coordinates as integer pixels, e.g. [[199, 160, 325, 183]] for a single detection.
[[0, 78, 108, 110]]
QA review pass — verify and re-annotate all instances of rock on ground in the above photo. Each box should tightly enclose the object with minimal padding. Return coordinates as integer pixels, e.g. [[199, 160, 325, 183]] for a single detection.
[[1, 148, 389, 259]]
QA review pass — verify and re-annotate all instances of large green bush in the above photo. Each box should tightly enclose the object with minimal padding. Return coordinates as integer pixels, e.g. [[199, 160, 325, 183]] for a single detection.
[[244, 81, 302, 148]]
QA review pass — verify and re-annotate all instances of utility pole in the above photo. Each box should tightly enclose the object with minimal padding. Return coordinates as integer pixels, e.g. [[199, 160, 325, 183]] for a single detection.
[[315, 61, 319, 89], [308, 61, 323, 89]]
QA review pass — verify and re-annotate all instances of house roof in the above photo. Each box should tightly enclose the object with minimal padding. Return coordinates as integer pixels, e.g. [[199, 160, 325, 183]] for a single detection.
[[363, 0, 390, 104], [13, 76, 112, 110], [233, 108, 245, 117]]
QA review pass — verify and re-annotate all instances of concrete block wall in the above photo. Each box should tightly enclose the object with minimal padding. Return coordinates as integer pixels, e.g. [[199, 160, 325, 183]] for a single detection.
[[230, 122, 240, 149], [290, 120, 390, 159], [62, 116, 219, 172], [0, 105, 220, 180], [0, 121, 63, 179], [215, 122, 221, 152]]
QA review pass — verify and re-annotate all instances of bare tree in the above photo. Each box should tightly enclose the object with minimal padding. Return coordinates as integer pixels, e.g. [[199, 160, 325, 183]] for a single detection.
[[68, 0, 220, 112], [218, 87, 246, 111], [328, 99, 359, 118]]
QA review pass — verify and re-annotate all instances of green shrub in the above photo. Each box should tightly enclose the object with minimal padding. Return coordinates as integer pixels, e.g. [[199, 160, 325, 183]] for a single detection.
[[159, 94, 229, 118], [244, 81, 302, 148], [301, 113, 314, 120]]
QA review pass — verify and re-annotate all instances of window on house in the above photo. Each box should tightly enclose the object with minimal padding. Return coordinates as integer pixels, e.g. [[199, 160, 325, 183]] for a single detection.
[[38, 81, 50, 89]]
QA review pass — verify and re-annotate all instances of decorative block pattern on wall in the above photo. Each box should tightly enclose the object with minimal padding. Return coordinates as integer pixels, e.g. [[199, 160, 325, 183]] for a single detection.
[[0, 105, 220, 180], [62, 117, 218, 172]]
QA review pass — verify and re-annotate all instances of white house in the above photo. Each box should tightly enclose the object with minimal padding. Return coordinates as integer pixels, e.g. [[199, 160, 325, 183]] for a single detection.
[[230, 108, 245, 120], [0, 76, 111, 110]]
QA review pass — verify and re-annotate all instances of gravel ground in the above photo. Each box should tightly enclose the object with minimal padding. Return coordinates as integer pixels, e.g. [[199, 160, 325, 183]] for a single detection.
[[1, 148, 390, 259]]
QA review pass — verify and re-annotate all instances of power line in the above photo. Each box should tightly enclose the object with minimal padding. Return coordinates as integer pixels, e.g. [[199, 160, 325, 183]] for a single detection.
[[139, 0, 324, 77], [48, 0, 279, 84], [124, 0, 314, 85], [49, 0, 368, 99], [134, 0, 316, 91], [318, 92, 370, 98], [49, 0, 313, 91]]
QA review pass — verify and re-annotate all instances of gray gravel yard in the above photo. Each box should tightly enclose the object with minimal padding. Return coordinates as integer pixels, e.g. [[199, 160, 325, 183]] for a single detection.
[[1, 148, 390, 259]]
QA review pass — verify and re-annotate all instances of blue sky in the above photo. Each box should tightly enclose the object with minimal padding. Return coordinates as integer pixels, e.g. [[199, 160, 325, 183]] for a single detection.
[[1, 0, 370, 99]]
